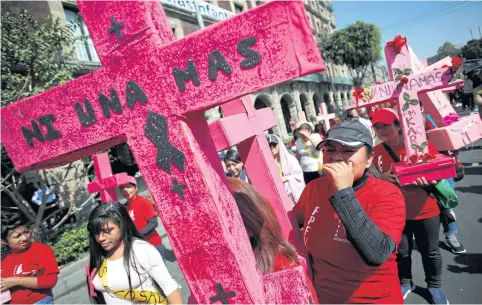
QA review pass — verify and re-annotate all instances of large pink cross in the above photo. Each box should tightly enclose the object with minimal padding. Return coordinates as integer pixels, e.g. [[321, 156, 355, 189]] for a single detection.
[[209, 96, 310, 275], [352, 37, 464, 159], [1, 1, 324, 303], [87, 152, 130, 202], [316, 103, 335, 132], [400, 53, 482, 151]]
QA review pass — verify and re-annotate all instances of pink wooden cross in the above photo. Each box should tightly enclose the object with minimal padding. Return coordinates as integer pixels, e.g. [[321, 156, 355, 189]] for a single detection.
[[1, 0, 324, 303], [87, 152, 130, 202], [352, 37, 464, 159], [209, 96, 311, 275], [316, 103, 335, 132], [397, 51, 482, 151], [294, 111, 308, 129], [382, 41, 481, 152]]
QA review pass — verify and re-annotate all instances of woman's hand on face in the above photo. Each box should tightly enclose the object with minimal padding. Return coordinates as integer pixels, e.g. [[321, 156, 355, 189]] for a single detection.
[[0, 277, 20, 290], [413, 176, 437, 187], [298, 129, 310, 139]]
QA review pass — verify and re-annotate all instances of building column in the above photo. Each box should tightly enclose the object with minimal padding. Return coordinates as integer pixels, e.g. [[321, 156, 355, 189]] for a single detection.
[[291, 83, 303, 114], [268, 90, 284, 139], [306, 83, 317, 120], [334, 91, 343, 110]]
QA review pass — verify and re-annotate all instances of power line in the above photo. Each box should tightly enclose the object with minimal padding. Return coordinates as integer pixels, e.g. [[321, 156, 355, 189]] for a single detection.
[[394, 2, 482, 31], [380, 1, 468, 31]]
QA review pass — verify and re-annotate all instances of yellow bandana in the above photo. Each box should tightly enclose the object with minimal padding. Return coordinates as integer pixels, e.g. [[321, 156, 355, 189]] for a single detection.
[[98, 259, 168, 304]]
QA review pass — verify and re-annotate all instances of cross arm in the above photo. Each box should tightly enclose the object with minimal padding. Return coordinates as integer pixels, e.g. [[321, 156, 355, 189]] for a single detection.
[[162, 1, 324, 114], [0, 68, 132, 172], [354, 67, 464, 108]]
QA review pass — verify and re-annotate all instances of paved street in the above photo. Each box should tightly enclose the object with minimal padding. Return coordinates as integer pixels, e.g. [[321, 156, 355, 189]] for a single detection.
[[405, 137, 482, 304]]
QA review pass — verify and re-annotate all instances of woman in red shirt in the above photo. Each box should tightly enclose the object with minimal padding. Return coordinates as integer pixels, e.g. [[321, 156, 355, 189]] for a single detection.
[[227, 178, 318, 302], [294, 119, 406, 304], [371, 108, 448, 304], [1, 213, 59, 304]]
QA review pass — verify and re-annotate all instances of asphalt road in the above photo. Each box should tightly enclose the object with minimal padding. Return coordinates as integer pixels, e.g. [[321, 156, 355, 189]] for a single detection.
[[405, 138, 482, 304]]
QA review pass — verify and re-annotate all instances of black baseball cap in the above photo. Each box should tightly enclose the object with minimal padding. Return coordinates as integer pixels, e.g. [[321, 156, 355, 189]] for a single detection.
[[316, 119, 373, 150], [266, 134, 279, 145]]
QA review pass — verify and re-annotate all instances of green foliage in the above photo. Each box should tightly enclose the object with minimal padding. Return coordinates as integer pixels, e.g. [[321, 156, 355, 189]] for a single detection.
[[461, 38, 482, 60], [320, 21, 382, 86], [427, 42, 461, 65], [50, 222, 90, 266], [1, 10, 78, 107]]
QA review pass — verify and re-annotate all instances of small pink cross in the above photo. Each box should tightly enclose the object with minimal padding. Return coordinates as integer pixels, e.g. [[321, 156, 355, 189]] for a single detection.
[[316, 103, 335, 132], [87, 152, 130, 202]]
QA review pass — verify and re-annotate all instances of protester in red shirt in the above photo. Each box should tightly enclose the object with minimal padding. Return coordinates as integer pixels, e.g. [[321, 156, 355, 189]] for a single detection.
[[294, 119, 406, 304], [372, 108, 448, 304], [119, 177, 165, 257], [227, 178, 318, 303], [1, 213, 59, 304]]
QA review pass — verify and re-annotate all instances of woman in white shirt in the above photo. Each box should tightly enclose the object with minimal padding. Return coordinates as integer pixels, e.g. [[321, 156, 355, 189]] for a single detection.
[[295, 123, 323, 184], [86, 202, 182, 304], [266, 134, 305, 203]]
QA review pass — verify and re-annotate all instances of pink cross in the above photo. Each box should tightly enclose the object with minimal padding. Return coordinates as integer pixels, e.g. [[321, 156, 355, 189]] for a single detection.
[[294, 111, 308, 129], [87, 152, 130, 202], [1, 1, 324, 303], [316, 103, 335, 132], [351, 37, 464, 159], [209, 96, 310, 276]]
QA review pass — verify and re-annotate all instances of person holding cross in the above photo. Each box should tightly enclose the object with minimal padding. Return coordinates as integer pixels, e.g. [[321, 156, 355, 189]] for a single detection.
[[119, 177, 165, 257], [295, 123, 323, 184], [371, 108, 449, 304], [294, 119, 406, 304]]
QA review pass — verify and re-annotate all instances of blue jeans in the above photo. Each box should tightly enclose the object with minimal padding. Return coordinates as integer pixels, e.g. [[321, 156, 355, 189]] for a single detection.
[[35, 295, 54, 304]]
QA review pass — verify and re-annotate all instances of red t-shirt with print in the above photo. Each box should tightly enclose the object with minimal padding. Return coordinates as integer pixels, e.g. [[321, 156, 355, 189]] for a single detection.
[[1, 242, 59, 304], [126, 195, 162, 247], [294, 175, 405, 304], [372, 142, 440, 220]]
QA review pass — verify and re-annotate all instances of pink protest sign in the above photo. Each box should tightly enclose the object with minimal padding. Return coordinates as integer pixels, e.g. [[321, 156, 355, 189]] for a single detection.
[[316, 103, 335, 132], [87, 152, 130, 202], [1, 1, 323, 303], [209, 96, 311, 277]]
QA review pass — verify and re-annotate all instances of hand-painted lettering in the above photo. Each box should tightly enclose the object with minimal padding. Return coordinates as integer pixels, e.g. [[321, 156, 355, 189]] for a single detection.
[[208, 50, 233, 81], [99, 88, 122, 118]]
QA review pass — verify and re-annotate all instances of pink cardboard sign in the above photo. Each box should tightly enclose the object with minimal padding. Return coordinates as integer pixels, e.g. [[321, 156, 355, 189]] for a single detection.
[[0, 0, 324, 303], [209, 96, 312, 278]]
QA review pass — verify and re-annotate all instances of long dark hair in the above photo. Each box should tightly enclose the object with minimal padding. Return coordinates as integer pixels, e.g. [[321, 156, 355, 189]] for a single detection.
[[87, 202, 144, 304], [227, 178, 298, 274]]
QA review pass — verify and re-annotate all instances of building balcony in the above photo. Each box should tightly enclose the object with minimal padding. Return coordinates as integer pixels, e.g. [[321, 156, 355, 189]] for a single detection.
[[332, 76, 354, 85]]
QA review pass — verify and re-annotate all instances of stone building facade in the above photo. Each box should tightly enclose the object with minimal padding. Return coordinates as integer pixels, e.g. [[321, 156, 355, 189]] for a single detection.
[[2, 0, 354, 141]]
